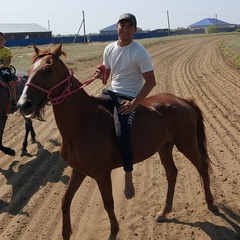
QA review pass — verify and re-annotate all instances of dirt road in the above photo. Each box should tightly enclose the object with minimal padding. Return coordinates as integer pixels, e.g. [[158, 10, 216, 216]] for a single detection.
[[0, 35, 239, 240]]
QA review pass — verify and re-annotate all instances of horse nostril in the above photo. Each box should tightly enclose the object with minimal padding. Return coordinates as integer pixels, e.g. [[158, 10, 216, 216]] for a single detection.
[[24, 101, 32, 109], [18, 100, 32, 110]]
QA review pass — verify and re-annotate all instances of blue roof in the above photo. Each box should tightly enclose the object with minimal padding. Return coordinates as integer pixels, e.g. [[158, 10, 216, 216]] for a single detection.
[[100, 24, 117, 32], [190, 18, 230, 28], [100, 24, 142, 32]]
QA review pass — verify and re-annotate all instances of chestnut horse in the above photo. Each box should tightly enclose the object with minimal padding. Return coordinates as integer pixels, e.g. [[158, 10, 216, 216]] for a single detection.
[[18, 42, 217, 240]]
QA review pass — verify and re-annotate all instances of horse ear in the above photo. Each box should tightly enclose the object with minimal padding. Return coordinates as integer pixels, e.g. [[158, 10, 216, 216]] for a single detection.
[[33, 44, 40, 55], [52, 41, 63, 57]]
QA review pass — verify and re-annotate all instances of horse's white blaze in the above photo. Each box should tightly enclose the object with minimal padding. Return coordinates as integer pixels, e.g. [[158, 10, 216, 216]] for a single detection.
[[33, 58, 42, 70], [27, 59, 42, 80], [21, 85, 28, 95]]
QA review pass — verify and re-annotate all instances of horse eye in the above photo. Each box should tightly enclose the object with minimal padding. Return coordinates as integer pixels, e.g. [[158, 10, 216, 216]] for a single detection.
[[45, 67, 52, 73]]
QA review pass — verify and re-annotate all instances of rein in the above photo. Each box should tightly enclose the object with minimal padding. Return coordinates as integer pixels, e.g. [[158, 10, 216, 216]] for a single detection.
[[25, 64, 107, 105]]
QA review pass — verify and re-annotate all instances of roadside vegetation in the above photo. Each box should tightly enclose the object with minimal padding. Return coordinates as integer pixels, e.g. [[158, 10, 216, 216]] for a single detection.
[[10, 33, 240, 72], [219, 33, 240, 69]]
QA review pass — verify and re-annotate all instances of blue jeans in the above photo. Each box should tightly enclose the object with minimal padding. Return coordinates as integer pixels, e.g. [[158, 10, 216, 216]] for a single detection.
[[107, 90, 136, 172]]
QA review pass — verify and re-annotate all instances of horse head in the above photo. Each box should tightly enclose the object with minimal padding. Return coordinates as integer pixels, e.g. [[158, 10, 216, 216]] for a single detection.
[[18, 42, 69, 120]]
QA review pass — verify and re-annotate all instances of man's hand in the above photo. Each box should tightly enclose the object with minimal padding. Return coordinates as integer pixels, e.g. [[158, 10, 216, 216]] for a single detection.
[[94, 68, 102, 79], [118, 100, 137, 115]]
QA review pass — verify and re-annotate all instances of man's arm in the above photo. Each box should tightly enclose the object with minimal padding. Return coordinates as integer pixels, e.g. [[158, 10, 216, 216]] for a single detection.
[[119, 70, 156, 114]]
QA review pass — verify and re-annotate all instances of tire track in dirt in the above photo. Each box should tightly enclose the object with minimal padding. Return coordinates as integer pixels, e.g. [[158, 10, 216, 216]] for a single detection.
[[183, 37, 240, 168], [149, 40, 194, 94]]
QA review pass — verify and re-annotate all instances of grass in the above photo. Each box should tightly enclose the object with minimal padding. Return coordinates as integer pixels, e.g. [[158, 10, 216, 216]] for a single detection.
[[10, 33, 240, 72], [10, 34, 211, 72], [219, 33, 240, 69]]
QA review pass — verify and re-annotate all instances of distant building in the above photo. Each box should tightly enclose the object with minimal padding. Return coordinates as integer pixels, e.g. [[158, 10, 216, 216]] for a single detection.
[[189, 18, 236, 32], [0, 23, 52, 40], [99, 23, 142, 35]]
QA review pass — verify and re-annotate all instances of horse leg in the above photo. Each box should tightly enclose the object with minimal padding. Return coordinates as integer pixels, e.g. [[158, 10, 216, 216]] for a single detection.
[[183, 150, 217, 212], [198, 166, 217, 212], [20, 118, 36, 156], [24, 117, 36, 144], [155, 142, 178, 223], [20, 117, 30, 156], [61, 169, 86, 240], [96, 173, 119, 240], [29, 119, 36, 144], [176, 129, 218, 211], [0, 114, 15, 156]]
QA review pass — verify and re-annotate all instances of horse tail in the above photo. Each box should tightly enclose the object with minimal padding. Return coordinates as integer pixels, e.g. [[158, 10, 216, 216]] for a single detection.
[[186, 97, 213, 174]]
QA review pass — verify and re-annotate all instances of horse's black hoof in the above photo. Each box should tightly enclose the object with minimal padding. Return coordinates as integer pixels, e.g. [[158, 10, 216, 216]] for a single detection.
[[30, 139, 37, 144], [0, 146, 15, 156], [9, 149, 15, 156], [20, 150, 27, 157], [208, 204, 219, 213]]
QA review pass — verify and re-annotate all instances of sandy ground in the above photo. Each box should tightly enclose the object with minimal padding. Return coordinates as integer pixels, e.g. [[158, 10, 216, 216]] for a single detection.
[[0, 35, 239, 240]]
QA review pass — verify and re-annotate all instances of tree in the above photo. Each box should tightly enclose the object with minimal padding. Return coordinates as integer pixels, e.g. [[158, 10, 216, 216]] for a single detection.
[[207, 25, 218, 34]]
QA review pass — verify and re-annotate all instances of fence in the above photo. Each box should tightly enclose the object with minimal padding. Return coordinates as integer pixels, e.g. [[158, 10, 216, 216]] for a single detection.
[[6, 29, 207, 47]]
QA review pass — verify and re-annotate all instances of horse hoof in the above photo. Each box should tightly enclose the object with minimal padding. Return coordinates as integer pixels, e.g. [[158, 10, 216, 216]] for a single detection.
[[208, 204, 219, 213], [31, 139, 37, 144], [20, 150, 27, 157], [0, 147, 15, 156], [108, 234, 117, 240], [9, 149, 15, 156], [155, 214, 167, 223]]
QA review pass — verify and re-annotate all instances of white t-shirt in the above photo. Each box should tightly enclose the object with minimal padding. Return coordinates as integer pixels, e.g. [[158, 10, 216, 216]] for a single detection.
[[103, 41, 153, 98]]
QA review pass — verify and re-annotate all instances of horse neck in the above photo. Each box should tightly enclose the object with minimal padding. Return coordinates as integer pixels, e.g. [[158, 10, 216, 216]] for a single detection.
[[52, 75, 96, 134]]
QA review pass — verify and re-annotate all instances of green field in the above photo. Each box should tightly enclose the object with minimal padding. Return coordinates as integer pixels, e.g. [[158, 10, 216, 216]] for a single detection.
[[219, 33, 240, 68], [10, 33, 240, 72]]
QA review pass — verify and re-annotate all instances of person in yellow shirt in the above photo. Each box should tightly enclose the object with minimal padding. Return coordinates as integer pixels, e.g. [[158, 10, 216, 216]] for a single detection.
[[0, 32, 17, 113]]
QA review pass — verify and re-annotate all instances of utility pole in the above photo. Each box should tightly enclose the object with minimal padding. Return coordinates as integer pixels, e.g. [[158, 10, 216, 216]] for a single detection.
[[48, 20, 50, 30], [167, 11, 171, 36], [215, 14, 218, 32], [73, 20, 84, 43], [73, 11, 87, 43], [83, 11, 86, 44]]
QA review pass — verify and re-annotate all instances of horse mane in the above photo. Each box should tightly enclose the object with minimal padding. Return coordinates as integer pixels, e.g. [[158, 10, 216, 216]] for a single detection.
[[32, 44, 67, 63]]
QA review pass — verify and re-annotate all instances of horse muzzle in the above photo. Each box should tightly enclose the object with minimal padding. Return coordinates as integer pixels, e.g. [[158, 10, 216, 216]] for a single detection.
[[17, 97, 36, 118]]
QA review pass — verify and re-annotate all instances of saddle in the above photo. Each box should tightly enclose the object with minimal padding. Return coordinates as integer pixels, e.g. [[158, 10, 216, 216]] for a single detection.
[[0, 66, 25, 114], [0, 66, 22, 88]]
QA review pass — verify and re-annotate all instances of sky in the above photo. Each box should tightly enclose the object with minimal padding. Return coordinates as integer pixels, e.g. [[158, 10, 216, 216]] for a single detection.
[[2, 0, 240, 35]]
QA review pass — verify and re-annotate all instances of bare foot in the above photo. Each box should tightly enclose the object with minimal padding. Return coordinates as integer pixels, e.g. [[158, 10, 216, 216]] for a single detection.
[[124, 172, 135, 199]]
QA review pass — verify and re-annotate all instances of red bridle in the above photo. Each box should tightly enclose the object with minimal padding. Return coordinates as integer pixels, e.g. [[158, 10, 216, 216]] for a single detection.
[[25, 64, 107, 105]]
